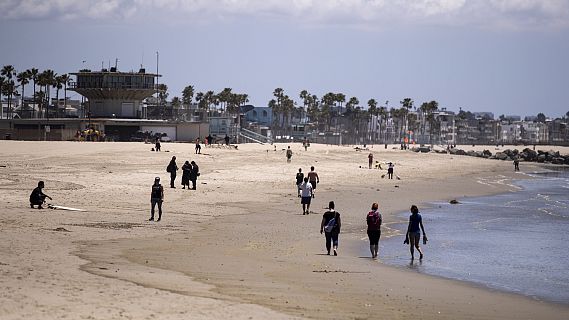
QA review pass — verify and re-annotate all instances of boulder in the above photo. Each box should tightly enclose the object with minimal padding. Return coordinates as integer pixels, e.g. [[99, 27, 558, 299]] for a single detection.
[[495, 152, 509, 160], [466, 150, 477, 157], [537, 154, 546, 163], [551, 157, 565, 165], [417, 147, 431, 153], [482, 150, 492, 158]]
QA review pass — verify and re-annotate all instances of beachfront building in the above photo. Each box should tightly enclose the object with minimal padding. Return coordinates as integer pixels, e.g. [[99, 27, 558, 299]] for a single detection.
[[69, 68, 159, 119]]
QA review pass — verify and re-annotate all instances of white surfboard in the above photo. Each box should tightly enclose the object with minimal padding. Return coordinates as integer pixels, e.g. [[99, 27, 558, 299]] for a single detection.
[[48, 204, 86, 212]]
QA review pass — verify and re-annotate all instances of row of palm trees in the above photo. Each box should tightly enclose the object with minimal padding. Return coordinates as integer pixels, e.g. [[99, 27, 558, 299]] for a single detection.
[[180, 85, 249, 116], [267, 87, 441, 145], [1, 64, 72, 119]]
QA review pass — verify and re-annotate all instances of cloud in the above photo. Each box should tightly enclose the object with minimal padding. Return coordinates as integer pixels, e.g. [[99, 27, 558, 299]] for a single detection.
[[1, 0, 568, 30]]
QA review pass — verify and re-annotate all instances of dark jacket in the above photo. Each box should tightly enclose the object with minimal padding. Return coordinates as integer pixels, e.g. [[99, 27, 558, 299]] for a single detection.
[[189, 163, 199, 180]]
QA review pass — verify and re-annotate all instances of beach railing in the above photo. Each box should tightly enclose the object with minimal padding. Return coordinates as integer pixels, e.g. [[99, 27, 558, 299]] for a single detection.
[[239, 128, 273, 144]]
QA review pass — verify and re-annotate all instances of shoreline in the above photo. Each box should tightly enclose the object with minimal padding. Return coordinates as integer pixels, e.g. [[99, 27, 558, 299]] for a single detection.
[[77, 161, 567, 319], [2, 141, 568, 319]]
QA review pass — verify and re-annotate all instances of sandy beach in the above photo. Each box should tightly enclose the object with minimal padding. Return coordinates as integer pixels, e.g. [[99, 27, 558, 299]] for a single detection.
[[1, 141, 567, 319]]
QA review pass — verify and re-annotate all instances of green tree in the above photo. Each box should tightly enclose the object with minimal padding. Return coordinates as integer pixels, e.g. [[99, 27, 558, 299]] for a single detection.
[[27, 68, 39, 117], [1, 65, 16, 118], [536, 112, 546, 123], [17, 71, 30, 117], [182, 85, 194, 107]]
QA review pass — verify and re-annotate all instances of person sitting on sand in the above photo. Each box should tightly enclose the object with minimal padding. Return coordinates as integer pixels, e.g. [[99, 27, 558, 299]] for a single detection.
[[300, 177, 313, 215], [295, 168, 304, 197], [149, 177, 164, 221], [321, 201, 341, 256], [307, 166, 319, 198], [30, 181, 52, 209], [404, 205, 427, 260], [366, 202, 382, 259]]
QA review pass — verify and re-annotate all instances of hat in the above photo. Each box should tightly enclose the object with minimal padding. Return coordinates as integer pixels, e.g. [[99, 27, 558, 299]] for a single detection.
[[155, 177, 160, 181]]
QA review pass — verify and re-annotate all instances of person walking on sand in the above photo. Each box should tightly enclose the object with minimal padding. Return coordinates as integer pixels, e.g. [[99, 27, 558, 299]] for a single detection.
[[387, 162, 394, 179], [307, 166, 319, 198], [300, 177, 313, 214], [368, 153, 374, 169], [29, 181, 52, 209], [404, 205, 427, 260], [513, 157, 520, 171], [155, 137, 161, 152], [167, 156, 178, 188], [321, 201, 341, 255], [295, 168, 304, 197], [189, 161, 200, 190], [195, 138, 202, 154], [286, 146, 293, 163], [149, 177, 164, 221], [366, 202, 382, 259], [181, 160, 191, 189], [224, 134, 230, 146]]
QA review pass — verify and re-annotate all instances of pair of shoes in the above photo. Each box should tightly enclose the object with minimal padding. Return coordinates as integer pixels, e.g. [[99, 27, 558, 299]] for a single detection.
[[333, 249, 337, 256], [149, 218, 154, 221]]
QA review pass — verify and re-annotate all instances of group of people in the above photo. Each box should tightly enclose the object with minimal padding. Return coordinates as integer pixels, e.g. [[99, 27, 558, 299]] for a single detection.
[[317, 201, 427, 260], [295, 166, 320, 214]]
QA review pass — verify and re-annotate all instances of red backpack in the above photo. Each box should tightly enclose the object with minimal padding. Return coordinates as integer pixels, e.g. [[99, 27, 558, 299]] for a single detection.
[[367, 210, 382, 230]]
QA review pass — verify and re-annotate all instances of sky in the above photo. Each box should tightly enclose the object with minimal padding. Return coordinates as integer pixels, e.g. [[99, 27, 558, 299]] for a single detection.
[[1, 0, 569, 118]]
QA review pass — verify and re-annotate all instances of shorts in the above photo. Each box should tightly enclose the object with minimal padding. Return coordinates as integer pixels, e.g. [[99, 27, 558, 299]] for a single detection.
[[301, 196, 311, 205], [408, 231, 421, 244], [309, 181, 317, 190], [367, 230, 381, 245], [388, 168, 393, 174]]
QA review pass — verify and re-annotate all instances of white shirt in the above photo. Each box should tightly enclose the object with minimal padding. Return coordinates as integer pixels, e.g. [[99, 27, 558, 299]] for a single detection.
[[300, 182, 313, 198]]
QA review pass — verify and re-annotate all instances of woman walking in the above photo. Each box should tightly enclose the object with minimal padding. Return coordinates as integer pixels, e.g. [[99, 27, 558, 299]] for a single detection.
[[404, 205, 427, 260], [181, 161, 191, 189], [320, 201, 341, 256], [189, 161, 199, 190], [366, 202, 382, 259]]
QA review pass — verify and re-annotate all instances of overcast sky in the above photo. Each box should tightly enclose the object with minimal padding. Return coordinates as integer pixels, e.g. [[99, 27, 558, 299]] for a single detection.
[[1, 0, 568, 118]]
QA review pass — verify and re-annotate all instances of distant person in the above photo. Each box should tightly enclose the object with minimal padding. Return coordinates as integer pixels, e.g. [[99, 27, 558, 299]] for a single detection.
[[189, 161, 199, 190], [166, 156, 178, 188], [295, 168, 304, 197], [181, 160, 191, 189], [29, 181, 52, 209], [195, 138, 201, 154], [404, 205, 427, 260], [303, 137, 308, 151], [320, 201, 341, 256], [224, 134, 230, 145], [300, 177, 313, 215], [387, 162, 394, 179], [149, 177, 164, 221], [155, 137, 161, 152], [366, 202, 382, 259], [368, 153, 374, 169], [513, 158, 520, 171], [307, 166, 319, 198], [286, 146, 293, 163]]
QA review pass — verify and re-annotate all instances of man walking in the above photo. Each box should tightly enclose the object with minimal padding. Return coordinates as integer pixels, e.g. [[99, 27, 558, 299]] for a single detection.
[[167, 156, 178, 188], [300, 177, 313, 215], [307, 166, 319, 198], [149, 177, 164, 221], [295, 168, 304, 197]]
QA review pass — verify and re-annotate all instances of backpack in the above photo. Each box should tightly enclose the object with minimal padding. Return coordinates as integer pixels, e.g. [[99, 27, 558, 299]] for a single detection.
[[367, 210, 382, 230], [324, 211, 337, 233], [166, 164, 172, 173]]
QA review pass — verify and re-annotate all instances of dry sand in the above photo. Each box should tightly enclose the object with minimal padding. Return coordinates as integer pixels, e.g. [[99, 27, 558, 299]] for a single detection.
[[0, 141, 567, 319]]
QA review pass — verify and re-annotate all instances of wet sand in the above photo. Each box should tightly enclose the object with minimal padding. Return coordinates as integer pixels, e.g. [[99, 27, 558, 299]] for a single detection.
[[0, 141, 567, 319]]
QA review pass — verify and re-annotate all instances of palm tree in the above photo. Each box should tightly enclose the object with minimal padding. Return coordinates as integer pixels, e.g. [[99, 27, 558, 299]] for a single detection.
[[59, 74, 70, 117], [377, 106, 388, 143], [400, 98, 414, 147], [1, 65, 16, 118], [367, 99, 378, 143], [54, 75, 65, 117], [182, 85, 195, 108], [0, 76, 4, 119], [28, 68, 39, 117], [419, 101, 439, 146], [17, 71, 30, 117], [38, 70, 56, 119], [2, 80, 18, 119]]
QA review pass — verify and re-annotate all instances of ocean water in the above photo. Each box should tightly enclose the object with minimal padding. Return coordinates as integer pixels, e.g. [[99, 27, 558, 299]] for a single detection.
[[379, 168, 569, 304]]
